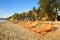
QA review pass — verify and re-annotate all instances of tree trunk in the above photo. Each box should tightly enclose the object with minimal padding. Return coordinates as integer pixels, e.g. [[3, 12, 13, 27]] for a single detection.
[[55, 0, 58, 21]]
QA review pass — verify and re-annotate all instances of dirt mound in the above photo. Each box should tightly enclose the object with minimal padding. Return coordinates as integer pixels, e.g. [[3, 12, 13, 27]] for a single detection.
[[18, 21, 54, 35]]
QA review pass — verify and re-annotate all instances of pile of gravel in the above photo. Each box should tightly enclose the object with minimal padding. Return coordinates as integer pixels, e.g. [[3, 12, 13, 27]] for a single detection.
[[0, 21, 41, 40]]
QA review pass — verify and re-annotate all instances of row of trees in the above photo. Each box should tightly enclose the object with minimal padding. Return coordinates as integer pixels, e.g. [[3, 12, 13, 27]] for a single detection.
[[39, 0, 60, 21], [7, 7, 41, 21], [7, 0, 60, 21]]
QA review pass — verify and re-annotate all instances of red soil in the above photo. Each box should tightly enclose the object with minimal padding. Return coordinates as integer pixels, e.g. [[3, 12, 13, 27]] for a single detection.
[[18, 21, 54, 35]]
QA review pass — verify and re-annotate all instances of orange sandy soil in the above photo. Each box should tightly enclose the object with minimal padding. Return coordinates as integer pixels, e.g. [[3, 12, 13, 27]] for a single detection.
[[17, 20, 54, 35]]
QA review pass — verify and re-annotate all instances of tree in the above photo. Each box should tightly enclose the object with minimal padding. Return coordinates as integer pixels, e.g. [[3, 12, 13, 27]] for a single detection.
[[19, 13, 23, 20], [39, 0, 58, 21], [32, 7, 37, 21], [56, 0, 60, 20], [13, 13, 20, 20], [22, 12, 26, 20], [37, 7, 42, 20], [29, 10, 32, 21]]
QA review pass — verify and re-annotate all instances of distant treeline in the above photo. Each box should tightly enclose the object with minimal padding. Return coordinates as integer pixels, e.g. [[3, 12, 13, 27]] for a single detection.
[[0, 18, 7, 20], [7, 0, 60, 21]]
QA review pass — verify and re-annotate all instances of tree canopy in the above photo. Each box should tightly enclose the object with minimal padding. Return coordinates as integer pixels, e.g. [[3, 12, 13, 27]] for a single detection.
[[7, 0, 60, 21]]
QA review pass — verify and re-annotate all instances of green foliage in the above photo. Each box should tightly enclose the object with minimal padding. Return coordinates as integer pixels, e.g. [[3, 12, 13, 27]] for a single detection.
[[7, 0, 60, 21], [13, 13, 20, 20], [39, 0, 60, 21]]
